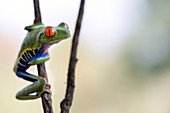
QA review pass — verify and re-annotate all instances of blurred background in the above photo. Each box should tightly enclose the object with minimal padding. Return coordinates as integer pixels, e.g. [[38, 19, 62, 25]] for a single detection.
[[1, 0, 170, 113]]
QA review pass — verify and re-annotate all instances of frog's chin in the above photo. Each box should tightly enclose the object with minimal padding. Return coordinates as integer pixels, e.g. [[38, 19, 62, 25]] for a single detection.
[[48, 39, 61, 45]]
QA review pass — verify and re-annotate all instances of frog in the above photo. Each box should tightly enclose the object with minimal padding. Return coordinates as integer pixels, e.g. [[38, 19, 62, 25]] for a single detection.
[[13, 22, 71, 100]]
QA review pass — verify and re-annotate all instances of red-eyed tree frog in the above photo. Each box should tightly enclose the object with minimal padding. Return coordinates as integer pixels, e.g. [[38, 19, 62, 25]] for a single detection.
[[13, 22, 71, 100]]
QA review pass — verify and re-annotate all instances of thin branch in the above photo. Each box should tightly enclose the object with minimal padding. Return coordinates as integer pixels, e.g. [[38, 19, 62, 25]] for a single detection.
[[33, 0, 42, 24], [37, 63, 53, 113], [60, 0, 85, 113], [33, 0, 53, 113]]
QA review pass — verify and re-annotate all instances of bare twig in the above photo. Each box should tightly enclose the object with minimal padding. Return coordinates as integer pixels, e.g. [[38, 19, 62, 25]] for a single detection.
[[60, 0, 85, 113], [33, 0, 42, 24], [33, 0, 85, 112], [33, 0, 53, 113]]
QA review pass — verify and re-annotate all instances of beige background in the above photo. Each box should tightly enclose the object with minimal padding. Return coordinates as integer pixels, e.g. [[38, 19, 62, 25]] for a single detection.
[[1, 0, 170, 113]]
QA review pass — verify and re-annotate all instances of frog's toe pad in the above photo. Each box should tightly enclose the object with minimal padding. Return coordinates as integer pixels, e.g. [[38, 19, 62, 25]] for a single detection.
[[44, 83, 52, 96], [45, 83, 51, 90]]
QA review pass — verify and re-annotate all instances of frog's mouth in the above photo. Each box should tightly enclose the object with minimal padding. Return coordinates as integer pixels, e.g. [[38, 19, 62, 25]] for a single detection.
[[48, 39, 62, 45], [46, 35, 70, 45], [42, 39, 62, 50]]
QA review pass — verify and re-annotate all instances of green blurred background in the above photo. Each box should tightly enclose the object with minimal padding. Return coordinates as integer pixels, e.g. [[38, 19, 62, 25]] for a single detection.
[[1, 0, 170, 113]]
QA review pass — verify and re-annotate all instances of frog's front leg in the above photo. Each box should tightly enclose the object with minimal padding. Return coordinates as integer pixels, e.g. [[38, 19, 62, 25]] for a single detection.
[[28, 51, 50, 66]]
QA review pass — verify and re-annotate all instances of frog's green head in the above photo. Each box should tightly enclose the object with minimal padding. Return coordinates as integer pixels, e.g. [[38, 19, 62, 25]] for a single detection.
[[40, 22, 71, 44]]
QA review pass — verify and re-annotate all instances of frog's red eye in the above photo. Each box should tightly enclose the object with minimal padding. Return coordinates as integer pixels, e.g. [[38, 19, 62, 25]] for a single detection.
[[65, 24, 69, 30], [45, 27, 55, 38]]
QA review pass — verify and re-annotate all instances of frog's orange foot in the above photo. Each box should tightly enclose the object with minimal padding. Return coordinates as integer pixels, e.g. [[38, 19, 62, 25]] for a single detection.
[[44, 83, 52, 96], [45, 83, 51, 90], [42, 76, 52, 96]]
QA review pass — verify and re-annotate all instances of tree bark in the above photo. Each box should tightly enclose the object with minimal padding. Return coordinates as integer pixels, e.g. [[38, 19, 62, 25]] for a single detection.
[[33, 0, 53, 113], [60, 0, 85, 113]]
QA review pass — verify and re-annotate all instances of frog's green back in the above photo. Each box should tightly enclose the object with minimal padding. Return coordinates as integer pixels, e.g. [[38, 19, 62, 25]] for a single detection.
[[13, 27, 44, 72], [19, 27, 44, 55]]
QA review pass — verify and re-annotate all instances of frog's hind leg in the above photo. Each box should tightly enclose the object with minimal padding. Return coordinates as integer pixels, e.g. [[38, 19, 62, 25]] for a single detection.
[[16, 71, 51, 100], [16, 78, 45, 100]]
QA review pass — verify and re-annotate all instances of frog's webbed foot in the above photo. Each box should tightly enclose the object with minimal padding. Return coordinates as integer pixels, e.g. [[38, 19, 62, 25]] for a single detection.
[[37, 83, 52, 97], [16, 77, 52, 100]]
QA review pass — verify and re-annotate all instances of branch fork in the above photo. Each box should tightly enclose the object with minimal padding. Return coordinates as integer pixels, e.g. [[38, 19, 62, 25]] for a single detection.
[[32, 0, 85, 113]]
